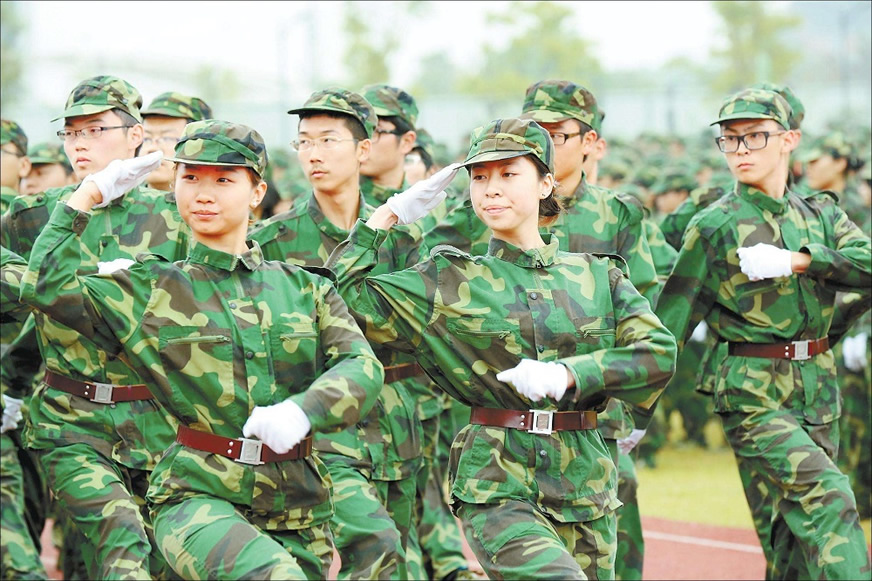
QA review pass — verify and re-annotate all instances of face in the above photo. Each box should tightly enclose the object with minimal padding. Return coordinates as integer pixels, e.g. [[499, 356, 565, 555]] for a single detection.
[[469, 155, 553, 243], [720, 119, 796, 190], [403, 151, 432, 185], [63, 110, 143, 180], [360, 119, 415, 179], [297, 115, 369, 195], [536, 119, 596, 183], [0, 146, 30, 189], [21, 163, 72, 194], [805, 154, 848, 191], [174, 164, 266, 250], [142, 116, 189, 189], [654, 190, 689, 216]]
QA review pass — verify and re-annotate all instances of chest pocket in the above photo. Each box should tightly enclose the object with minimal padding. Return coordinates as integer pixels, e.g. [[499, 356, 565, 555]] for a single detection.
[[158, 327, 234, 399], [573, 315, 616, 352], [270, 318, 320, 395]]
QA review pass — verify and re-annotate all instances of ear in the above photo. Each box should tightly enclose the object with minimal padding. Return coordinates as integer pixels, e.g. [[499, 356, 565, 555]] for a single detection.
[[127, 123, 144, 151], [594, 138, 608, 162], [782, 129, 799, 153], [357, 138, 372, 164], [250, 179, 268, 208], [580, 130, 599, 156], [18, 156, 32, 179], [540, 172, 555, 197], [399, 130, 417, 156]]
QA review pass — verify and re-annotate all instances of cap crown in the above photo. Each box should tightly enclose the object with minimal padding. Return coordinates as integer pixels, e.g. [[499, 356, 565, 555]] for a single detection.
[[712, 88, 792, 130], [54, 75, 143, 122], [462, 118, 554, 174], [27, 142, 71, 168], [360, 84, 418, 128], [750, 82, 804, 129], [520, 80, 599, 128], [0, 119, 28, 155], [289, 88, 377, 138], [170, 119, 268, 178], [142, 92, 213, 121]]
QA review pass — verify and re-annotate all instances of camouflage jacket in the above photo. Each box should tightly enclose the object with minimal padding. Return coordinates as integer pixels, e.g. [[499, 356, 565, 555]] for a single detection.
[[327, 222, 676, 523], [656, 182, 872, 424], [2, 184, 190, 469], [1, 246, 28, 323], [660, 184, 727, 251], [0, 186, 18, 216], [248, 192, 426, 481], [360, 174, 405, 207], [20, 203, 383, 530]]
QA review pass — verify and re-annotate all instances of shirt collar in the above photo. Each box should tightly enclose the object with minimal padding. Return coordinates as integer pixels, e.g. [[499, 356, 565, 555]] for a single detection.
[[487, 234, 559, 267], [737, 182, 789, 214], [188, 239, 264, 271], [307, 192, 369, 239]]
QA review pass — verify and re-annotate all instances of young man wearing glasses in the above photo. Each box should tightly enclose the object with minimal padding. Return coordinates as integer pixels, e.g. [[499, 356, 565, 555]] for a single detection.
[[0, 75, 189, 579], [656, 88, 871, 579], [248, 88, 428, 580], [140, 91, 213, 192]]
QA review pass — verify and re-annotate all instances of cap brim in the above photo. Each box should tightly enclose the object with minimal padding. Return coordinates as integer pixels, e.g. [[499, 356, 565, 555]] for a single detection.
[[51, 104, 116, 123], [167, 157, 260, 173], [141, 108, 188, 118], [796, 147, 824, 163], [710, 112, 787, 128], [460, 150, 531, 168], [519, 110, 571, 123], [29, 157, 61, 164]]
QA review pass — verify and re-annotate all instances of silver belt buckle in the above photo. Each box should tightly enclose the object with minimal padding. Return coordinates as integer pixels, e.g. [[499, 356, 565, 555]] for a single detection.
[[529, 410, 554, 435], [89, 382, 115, 404], [237, 438, 264, 465], [792, 340, 810, 361]]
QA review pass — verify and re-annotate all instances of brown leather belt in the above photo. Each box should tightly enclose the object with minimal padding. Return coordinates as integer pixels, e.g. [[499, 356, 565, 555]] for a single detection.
[[470, 406, 597, 435], [728, 337, 829, 361], [44, 369, 153, 404], [383, 362, 424, 384], [176, 425, 312, 465]]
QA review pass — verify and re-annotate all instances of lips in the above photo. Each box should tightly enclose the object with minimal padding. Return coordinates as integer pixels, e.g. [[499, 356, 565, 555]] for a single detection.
[[483, 206, 507, 214]]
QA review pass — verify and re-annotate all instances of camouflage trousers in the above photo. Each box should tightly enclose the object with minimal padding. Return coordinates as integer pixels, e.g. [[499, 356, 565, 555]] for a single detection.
[[1, 432, 47, 580], [414, 413, 472, 580], [323, 455, 417, 580], [721, 407, 872, 580], [151, 494, 332, 580], [604, 439, 643, 581], [37, 443, 171, 580], [456, 499, 616, 580]]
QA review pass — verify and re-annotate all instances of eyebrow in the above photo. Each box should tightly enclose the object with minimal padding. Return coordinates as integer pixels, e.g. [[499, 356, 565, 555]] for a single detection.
[[722, 121, 769, 133], [297, 129, 343, 137]]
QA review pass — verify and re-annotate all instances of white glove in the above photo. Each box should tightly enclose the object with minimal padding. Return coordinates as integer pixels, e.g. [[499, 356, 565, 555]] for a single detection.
[[1, 395, 24, 434], [617, 429, 647, 454], [386, 162, 462, 224], [736, 243, 793, 281], [690, 321, 708, 343], [496, 359, 569, 402], [83, 151, 163, 208], [242, 399, 311, 454], [842, 332, 869, 372], [97, 258, 135, 275]]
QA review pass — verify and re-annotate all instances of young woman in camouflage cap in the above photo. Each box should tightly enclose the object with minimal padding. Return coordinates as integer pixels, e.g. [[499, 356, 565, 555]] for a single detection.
[[16, 119, 385, 579], [326, 117, 677, 579]]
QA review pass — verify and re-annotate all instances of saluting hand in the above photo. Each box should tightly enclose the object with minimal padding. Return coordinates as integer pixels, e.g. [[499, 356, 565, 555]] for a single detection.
[[385, 162, 462, 225], [82, 151, 164, 209]]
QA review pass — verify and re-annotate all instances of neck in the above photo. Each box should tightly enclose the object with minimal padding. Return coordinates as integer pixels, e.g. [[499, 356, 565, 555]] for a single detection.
[[194, 230, 248, 256], [493, 226, 547, 252], [752, 159, 789, 199], [557, 166, 584, 197], [314, 183, 361, 231], [823, 175, 847, 194], [368, 165, 405, 189]]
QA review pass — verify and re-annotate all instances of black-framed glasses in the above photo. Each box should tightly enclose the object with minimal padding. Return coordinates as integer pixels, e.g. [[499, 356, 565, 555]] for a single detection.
[[715, 131, 785, 153], [291, 136, 358, 151], [57, 125, 131, 142], [373, 127, 404, 139], [143, 136, 181, 146], [549, 131, 581, 145]]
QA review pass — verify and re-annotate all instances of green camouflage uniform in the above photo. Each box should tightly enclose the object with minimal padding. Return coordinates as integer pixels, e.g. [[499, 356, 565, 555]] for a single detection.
[[1, 76, 188, 580], [327, 118, 677, 580], [141, 91, 213, 122], [17, 119, 385, 580], [253, 89, 424, 580], [655, 89, 872, 580], [27, 141, 72, 173], [1, 120, 28, 214], [520, 80, 670, 581], [360, 84, 472, 579]]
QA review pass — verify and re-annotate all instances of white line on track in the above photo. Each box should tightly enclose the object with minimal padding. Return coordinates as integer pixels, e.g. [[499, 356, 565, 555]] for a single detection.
[[644, 530, 763, 554]]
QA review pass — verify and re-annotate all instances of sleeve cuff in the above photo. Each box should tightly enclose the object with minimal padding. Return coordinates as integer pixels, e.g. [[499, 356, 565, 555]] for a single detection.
[[56, 202, 92, 235]]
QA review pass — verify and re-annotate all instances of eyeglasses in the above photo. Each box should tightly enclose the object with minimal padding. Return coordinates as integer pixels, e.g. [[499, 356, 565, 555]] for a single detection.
[[373, 128, 404, 139], [291, 136, 358, 151], [715, 131, 785, 153], [549, 131, 581, 145], [57, 126, 131, 141], [0, 147, 25, 157], [143, 136, 180, 146]]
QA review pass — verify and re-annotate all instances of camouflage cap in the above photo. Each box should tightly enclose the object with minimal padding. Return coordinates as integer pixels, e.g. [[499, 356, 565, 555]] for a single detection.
[[519, 80, 600, 129], [360, 84, 418, 129], [711, 88, 791, 130], [288, 87, 377, 138], [461, 118, 554, 174], [750, 82, 804, 130], [27, 142, 71, 169], [52, 75, 143, 122], [651, 167, 697, 195], [141, 92, 213, 122], [591, 108, 606, 134], [0, 119, 28, 155], [168, 119, 268, 178], [798, 132, 856, 163]]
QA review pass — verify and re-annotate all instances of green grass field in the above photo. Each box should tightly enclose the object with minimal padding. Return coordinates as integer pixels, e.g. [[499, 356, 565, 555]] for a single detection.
[[635, 442, 872, 544]]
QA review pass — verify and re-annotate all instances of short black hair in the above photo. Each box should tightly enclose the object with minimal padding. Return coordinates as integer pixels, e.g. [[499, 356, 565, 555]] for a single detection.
[[380, 115, 413, 136], [298, 111, 368, 141], [113, 109, 144, 156]]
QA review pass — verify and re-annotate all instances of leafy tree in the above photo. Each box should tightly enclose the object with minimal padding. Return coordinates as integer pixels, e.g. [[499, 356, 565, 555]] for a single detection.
[[341, 1, 398, 88], [1, 2, 24, 109], [709, 1, 801, 94]]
